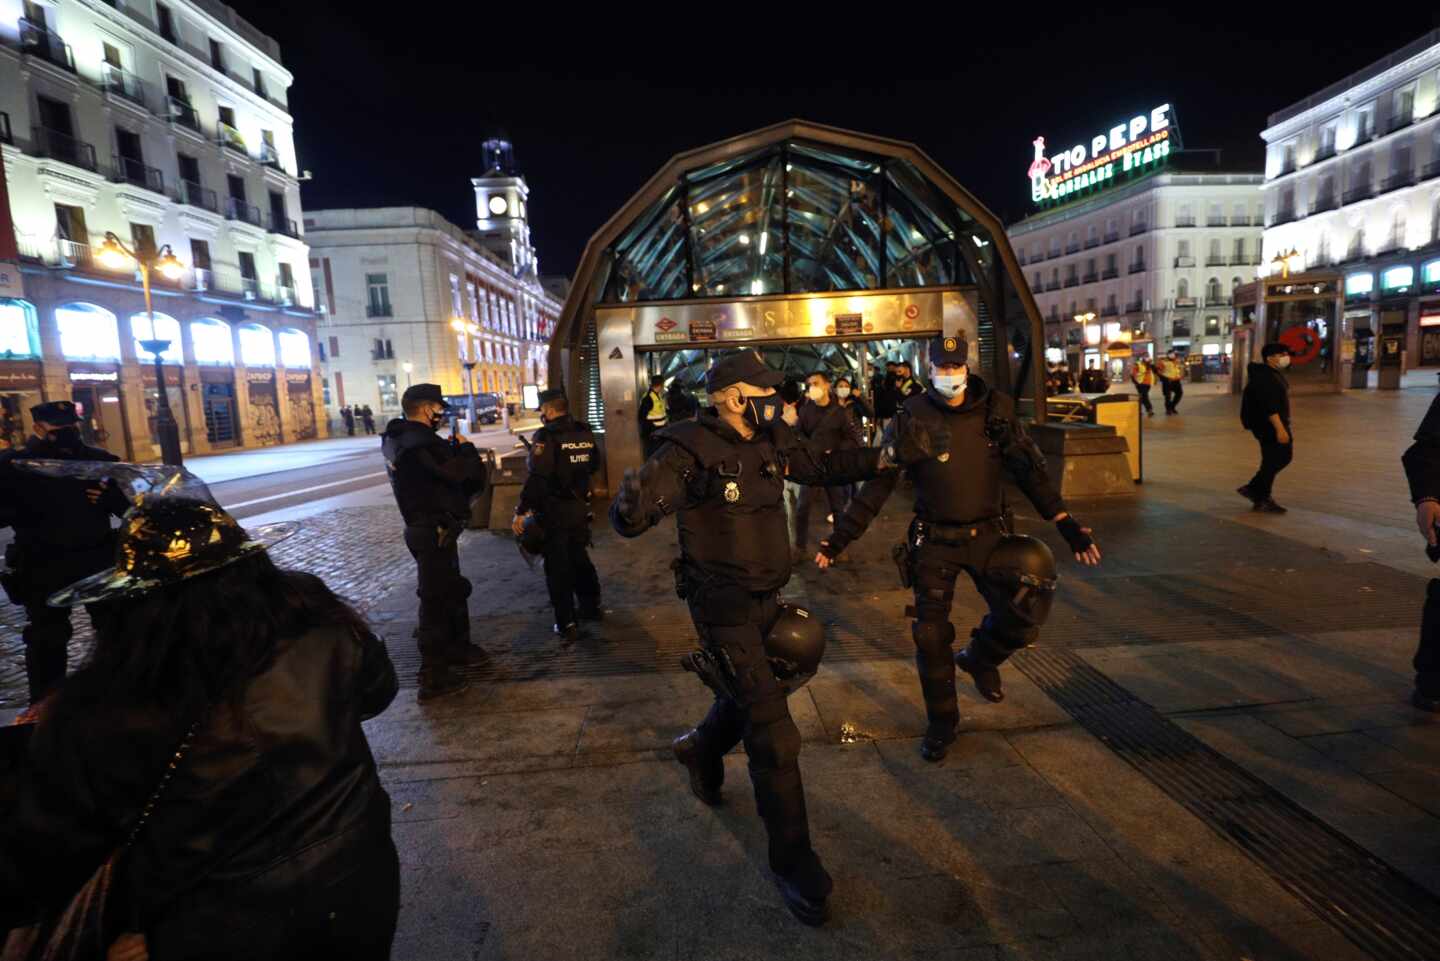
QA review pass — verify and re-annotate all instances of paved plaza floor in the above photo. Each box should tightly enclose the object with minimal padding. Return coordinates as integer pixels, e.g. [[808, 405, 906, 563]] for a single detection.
[[5, 385, 1440, 959]]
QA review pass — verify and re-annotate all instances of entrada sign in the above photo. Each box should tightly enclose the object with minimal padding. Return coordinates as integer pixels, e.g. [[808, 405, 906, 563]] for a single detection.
[[1029, 104, 1176, 205]]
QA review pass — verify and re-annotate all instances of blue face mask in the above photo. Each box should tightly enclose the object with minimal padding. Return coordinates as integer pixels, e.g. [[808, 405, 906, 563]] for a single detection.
[[744, 394, 782, 429], [932, 373, 967, 398]]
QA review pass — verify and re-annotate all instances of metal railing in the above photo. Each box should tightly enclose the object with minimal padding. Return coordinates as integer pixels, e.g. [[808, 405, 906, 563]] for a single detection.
[[1126, 300, 1144, 314], [1174, 255, 1195, 268], [1103, 232, 1120, 244], [1274, 160, 1295, 178], [240, 277, 260, 300], [111, 154, 164, 192], [226, 197, 263, 226], [167, 97, 201, 132], [0, 112, 10, 145], [217, 121, 247, 153], [1101, 267, 1119, 280], [1130, 223, 1148, 236], [192, 267, 212, 291], [180, 180, 218, 213], [19, 18, 75, 72], [1206, 217, 1228, 227], [1084, 237, 1100, 249], [1386, 112, 1413, 134], [1229, 255, 1251, 266], [1232, 215, 1253, 226], [1043, 281, 1060, 292], [101, 62, 146, 107], [58, 239, 92, 268], [1382, 170, 1416, 193], [33, 126, 97, 171], [1100, 305, 1118, 317], [1424, 160, 1440, 181], [1267, 208, 1298, 227], [1343, 184, 1374, 205], [1206, 296, 1231, 307], [1310, 194, 1338, 215], [259, 142, 283, 169], [1063, 275, 1079, 288], [1313, 144, 1336, 163], [1172, 325, 1191, 338], [1064, 243, 1080, 254], [1082, 272, 1098, 283], [268, 215, 299, 239], [1205, 256, 1227, 267], [1173, 297, 1197, 309], [1129, 261, 1146, 273], [276, 284, 296, 306], [1174, 216, 1196, 227]]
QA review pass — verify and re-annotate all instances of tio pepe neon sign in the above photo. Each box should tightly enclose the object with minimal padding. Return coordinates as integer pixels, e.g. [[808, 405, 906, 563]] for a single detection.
[[1029, 104, 1174, 205]]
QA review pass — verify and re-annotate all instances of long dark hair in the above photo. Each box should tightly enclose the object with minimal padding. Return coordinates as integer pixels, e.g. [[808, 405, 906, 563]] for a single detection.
[[67, 552, 373, 719]]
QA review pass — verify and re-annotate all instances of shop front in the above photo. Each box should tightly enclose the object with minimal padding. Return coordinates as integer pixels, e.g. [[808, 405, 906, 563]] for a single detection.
[[67, 364, 126, 456], [1420, 301, 1440, 367], [285, 369, 317, 440], [0, 360, 43, 449], [244, 369, 282, 447], [139, 363, 191, 456], [1233, 272, 1344, 393]]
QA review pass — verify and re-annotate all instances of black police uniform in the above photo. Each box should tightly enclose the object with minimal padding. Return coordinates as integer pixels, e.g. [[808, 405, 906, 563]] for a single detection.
[[1402, 393, 1440, 709], [517, 410, 601, 631], [380, 386, 488, 696], [793, 397, 854, 553], [610, 351, 907, 923], [822, 336, 1089, 757], [0, 402, 126, 703]]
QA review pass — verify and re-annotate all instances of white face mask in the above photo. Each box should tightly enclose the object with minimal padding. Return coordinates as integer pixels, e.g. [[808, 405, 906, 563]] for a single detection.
[[1275, 355, 1291, 369], [781, 405, 799, 426], [806, 385, 825, 402], [932, 373, 967, 398], [836, 386, 852, 398]]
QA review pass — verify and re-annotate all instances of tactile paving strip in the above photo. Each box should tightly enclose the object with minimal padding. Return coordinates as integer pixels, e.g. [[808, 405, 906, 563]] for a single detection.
[[1015, 647, 1440, 961]]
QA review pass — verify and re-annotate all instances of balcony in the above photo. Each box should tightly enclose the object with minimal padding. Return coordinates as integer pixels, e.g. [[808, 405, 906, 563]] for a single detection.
[[19, 18, 75, 73], [259, 142, 285, 171], [366, 303, 394, 319], [1174, 297, 1197, 309], [179, 180, 219, 213], [1084, 237, 1100, 249], [1174, 255, 1195, 268], [1381, 169, 1416, 193], [216, 122, 247, 155], [1064, 243, 1080, 254], [101, 63, 146, 108], [1130, 222, 1148, 236], [1101, 267, 1119, 280], [1310, 194, 1338, 215], [1268, 208, 1298, 227], [1129, 261, 1147, 274], [240, 277, 261, 301], [0, 112, 10, 145], [1082, 272, 1099, 284], [268, 214, 300, 239], [1424, 160, 1440, 181], [1206, 217, 1228, 227], [1386, 112, 1414, 135], [192, 268, 212, 292], [166, 97, 201, 133], [1229, 255, 1251, 266], [32, 126, 97, 172], [1274, 160, 1296, 178], [1103, 231, 1120, 244], [1043, 280, 1060, 292], [276, 284, 296, 306], [111, 155, 164, 193], [1232, 215, 1253, 227], [1206, 296, 1231, 308], [1063, 275, 1079, 288], [1205, 256, 1227, 267], [1342, 184, 1374, 205], [1172, 325, 1192, 338], [226, 197, 263, 227], [57, 239, 93, 269], [1100, 305, 1119, 318], [1314, 144, 1336, 163], [1174, 216, 1196, 228], [1126, 300, 1144, 314]]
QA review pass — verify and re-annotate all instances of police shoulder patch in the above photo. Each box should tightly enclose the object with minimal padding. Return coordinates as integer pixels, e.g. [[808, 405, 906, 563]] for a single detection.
[[944, 337, 958, 351]]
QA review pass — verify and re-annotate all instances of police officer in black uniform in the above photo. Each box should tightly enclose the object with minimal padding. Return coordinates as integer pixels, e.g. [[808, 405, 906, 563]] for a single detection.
[[512, 389, 601, 643], [610, 350, 946, 925], [816, 335, 1102, 761], [0, 401, 128, 705], [381, 384, 489, 702]]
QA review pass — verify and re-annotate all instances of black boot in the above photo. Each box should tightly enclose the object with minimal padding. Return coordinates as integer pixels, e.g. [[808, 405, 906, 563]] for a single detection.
[[773, 853, 832, 926], [417, 664, 469, 703], [956, 637, 1006, 703], [672, 730, 723, 805], [919, 724, 957, 763], [450, 642, 491, 666], [577, 598, 604, 622], [553, 622, 580, 645]]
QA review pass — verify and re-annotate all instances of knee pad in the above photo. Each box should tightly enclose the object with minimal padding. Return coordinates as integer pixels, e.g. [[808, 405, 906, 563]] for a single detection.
[[912, 619, 956, 655], [745, 706, 801, 772]]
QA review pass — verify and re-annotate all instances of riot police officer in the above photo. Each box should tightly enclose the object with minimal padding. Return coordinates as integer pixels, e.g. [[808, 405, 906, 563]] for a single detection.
[[381, 384, 489, 702], [511, 389, 601, 643], [0, 401, 128, 705], [816, 335, 1101, 762], [610, 350, 945, 925]]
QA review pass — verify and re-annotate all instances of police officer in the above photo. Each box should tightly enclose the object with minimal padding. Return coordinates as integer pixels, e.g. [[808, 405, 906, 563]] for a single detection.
[[816, 335, 1101, 762], [511, 389, 601, 643], [610, 350, 946, 925], [381, 384, 489, 702], [1402, 392, 1440, 712], [637, 374, 668, 456], [0, 401, 128, 705], [793, 370, 853, 560]]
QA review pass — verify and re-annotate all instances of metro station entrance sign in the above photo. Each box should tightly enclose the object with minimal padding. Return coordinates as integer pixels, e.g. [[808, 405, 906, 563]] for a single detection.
[[1028, 103, 1178, 206]]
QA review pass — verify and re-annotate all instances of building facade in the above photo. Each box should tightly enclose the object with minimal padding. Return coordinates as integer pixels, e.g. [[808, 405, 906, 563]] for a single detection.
[[1010, 171, 1264, 378], [306, 201, 559, 421], [1259, 30, 1440, 368], [0, 0, 320, 458]]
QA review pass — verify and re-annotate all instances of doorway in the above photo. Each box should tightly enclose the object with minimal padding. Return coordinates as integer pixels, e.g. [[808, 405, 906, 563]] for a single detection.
[[70, 382, 125, 455], [203, 382, 238, 447]]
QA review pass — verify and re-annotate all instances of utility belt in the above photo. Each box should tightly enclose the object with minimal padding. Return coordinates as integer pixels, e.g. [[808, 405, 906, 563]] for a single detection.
[[670, 558, 769, 605], [914, 514, 1010, 546]]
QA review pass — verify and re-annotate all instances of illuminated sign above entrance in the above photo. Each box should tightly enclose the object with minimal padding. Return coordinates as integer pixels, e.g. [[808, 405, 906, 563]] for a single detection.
[[1029, 104, 1177, 205]]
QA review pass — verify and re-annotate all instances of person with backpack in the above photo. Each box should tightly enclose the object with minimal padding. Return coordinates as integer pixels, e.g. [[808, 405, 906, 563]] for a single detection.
[[1237, 343, 1294, 514]]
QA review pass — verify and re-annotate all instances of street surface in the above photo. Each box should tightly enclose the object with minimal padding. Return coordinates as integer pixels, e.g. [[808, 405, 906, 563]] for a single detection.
[[4, 390, 1440, 960]]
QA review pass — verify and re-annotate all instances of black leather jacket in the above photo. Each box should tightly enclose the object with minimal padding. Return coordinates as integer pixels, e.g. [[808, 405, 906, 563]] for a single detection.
[[381, 418, 487, 527], [0, 625, 398, 943]]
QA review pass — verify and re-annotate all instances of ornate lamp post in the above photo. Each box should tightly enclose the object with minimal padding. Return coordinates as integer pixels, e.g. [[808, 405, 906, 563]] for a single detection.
[[451, 318, 480, 434], [96, 231, 185, 465]]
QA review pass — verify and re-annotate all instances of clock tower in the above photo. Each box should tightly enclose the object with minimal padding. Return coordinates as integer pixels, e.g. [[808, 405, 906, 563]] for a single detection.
[[472, 138, 537, 278]]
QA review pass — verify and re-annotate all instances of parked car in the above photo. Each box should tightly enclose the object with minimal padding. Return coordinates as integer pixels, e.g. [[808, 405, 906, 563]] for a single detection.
[[445, 392, 503, 425]]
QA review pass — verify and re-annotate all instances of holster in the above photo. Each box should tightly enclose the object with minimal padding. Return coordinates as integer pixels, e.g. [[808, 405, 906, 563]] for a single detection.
[[682, 646, 741, 701], [892, 542, 914, 589]]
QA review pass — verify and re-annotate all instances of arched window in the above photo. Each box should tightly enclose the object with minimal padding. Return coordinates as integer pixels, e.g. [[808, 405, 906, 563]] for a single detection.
[[55, 303, 120, 361], [0, 300, 39, 358], [129, 313, 183, 364], [1176, 278, 1190, 299], [1232, 276, 1243, 291], [237, 324, 275, 367], [191, 319, 234, 365], [277, 328, 311, 368], [1206, 278, 1222, 303]]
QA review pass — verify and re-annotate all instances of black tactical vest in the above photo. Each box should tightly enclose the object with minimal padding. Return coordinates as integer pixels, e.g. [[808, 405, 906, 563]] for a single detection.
[[533, 416, 596, 527], [902, 383, 1007, 525]]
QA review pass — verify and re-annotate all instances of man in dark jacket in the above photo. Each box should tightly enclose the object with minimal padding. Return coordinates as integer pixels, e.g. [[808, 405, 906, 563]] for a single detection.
[[793, 370, 855, 560], [894, 360, 924, 403], [1238, 344, 1293, 514], [817, 335, 1101, 762], [360, 405, 376, 435], [512, 389, 602, 642], [872, 361, 900, 425], [1401, 394, 1440, 712], [0, 401, 128, 705], [610, 349, 946, 925], [341, 405, 356, 436], [381, 384, 489, 701]]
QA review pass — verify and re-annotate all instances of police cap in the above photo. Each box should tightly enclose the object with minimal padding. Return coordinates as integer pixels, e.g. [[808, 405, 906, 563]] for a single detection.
[[400, 383, 451, 410], [705, 350, 784, 393], [30, 400, 81, 426], [537, 387, 566, 406], [1261, 342, 1292, 358], [929, 334, 970, 367]]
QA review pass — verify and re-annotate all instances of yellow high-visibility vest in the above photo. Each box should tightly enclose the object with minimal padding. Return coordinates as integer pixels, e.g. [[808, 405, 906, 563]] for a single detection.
[[644, 390, 668, 423]]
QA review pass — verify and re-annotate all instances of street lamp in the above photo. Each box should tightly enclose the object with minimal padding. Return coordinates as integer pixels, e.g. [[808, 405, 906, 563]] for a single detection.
[[1271, 247, 1300, 279], [402, 361, 414, 387], [96, 231, 185, 465], [450, 318, 480, 435]]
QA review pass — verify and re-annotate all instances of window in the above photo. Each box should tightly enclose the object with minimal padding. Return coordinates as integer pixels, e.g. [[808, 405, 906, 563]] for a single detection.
[[226, 173, 246, 203], [377, 374, 399, 410], [1233, 202, 1248, 225], [190, 238, 211, 272], [156, 3, 176, 42], [277, 329, 311, 368], [1345, 272, 1374, 296], [237, 251, 257, 281], [238, 324, 275, 366], [1178, 240, 1191, 259], [1355, 104, 1374, 142], [1233, 238, 1246, 263], [277, 262, 295, 298], [165, 74, 188, 103], [190, 319, 233, 365], [252, 67, 267, 98], [1177, 204, 1193, 226], [372, 338, 394, 360], [102, 41, 123, 69], [366, 273, 392, 317], [130, 313, 182, 364], [1425, 260, 1440, 286], [177, 153, 201, 190], [1381, 265, 1415, 291], [130, 223, 156, 256], [1395, 86, 1415, 126], [1390, 208, 1407, 250], [450, 274, 463, 316], [0, 301, 38, 358], [208, 38, 224, 71], [1319, 122, 1337, 157], [328, 335, 340, 358], [55, 304, 121, 361], [1206, 278, 1222, 303], [1176, 278, 1190, 299]]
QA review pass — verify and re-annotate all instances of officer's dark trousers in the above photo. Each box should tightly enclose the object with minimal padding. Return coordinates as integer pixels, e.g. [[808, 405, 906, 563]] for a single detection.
[[910, 522, 1042, 737], [21, 601, 111, 704], [542, 527, 600, 628], [403, 524, 471, 673], [1161, 378, 1183, 413], [793, 484, 850, 552], [688, 588, 822, 894], [1416, 580, 1440, 699], [1247, 429, 1293, 500], [1135, 384, 1154, 414]]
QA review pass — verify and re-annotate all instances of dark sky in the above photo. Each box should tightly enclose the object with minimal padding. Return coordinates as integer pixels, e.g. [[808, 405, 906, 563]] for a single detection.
[[227, 7, 1440, 278]]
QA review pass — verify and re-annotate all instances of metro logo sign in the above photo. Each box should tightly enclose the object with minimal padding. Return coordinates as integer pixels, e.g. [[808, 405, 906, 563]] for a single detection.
[[1029, 104, 1176, 205], [655, 317, 677, 332]]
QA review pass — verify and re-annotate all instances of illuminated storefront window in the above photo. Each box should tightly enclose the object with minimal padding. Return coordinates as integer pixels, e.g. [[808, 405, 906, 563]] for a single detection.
[[0, 301, 39, 358], [238, 324, 276, 367], [1381, 265, 1415, 291], [277, 329, 312, 368], [1344, 272, 1374, 297], [1084, 324, 1102, 345], [1421, 260, 1440, 286], [56, 304, 121, 361], [130, 313, 183, 364], [191, 319, 234, 365]]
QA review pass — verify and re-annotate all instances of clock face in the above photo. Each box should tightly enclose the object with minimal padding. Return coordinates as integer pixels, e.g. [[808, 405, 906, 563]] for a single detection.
[[488, 196, 508, 216]]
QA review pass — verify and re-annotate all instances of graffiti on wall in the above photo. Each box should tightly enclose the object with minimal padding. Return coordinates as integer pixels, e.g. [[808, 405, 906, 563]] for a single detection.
[[247, 397, 282, 447], [287, 388, 316, 440]]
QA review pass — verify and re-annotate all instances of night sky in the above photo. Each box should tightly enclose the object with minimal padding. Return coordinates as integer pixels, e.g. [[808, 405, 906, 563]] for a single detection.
[[226, 7, 1440, 278]]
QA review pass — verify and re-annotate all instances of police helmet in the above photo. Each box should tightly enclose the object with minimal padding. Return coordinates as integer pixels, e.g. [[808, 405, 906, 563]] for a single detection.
[[764, 603, 826, 693], [517, 512, 545, 555], [983, 535, 1058, 626]]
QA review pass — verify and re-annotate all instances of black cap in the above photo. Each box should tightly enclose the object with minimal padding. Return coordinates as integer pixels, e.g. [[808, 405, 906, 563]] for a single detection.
[[537, 387, 566, 405], [649, 374, 665, 387], [30, 400, 81, 426], [705, 350, 784, 393], [401, 383, 450, 410], [928, 334, 970, 367], [1261, 342, 1292, 358]]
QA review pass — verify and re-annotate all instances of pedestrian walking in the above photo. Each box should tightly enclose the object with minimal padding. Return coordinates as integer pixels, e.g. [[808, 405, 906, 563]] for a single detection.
[[1157, 350, 1185, 415], [0, 401, 129, 708], [1237, 343, 1294, 514], [893, 360, 924, 403], [834, 376, 872, 446], [1078, 361, 1109, 394], [666, 378, 699, 422], [1131, 357, 1156, 417], [638, 375, 669, 457], [360, 404, 377, 435], [1402, 392, 1440, 713], [872, 361, 899, 429], [341, 405, 356, 436], [610, 350, 940, 925], [794, 371, 854, 563], [0, 493, 400, 960]]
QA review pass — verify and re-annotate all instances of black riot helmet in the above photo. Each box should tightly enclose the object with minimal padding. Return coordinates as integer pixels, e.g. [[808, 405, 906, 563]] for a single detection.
[[983, 535, 1057, 626], [517, 512, 545, 555], [763, 603, 826, 693]]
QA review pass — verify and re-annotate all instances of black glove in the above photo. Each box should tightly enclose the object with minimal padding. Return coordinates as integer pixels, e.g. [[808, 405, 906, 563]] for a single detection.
[[1055, 515, 1094, 554], [881, 419, 950, 470]]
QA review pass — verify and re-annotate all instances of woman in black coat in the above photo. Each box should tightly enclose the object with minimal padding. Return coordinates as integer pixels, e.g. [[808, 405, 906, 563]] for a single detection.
[[0, 495, 400, 960]]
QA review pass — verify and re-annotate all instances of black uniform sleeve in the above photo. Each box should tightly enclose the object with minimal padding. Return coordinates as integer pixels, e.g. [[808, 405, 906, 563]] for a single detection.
[[992, 396, 1066, 520], [1403, 394, 1440, 503], [354, 629, 398, 721], [852, 397, 874, 421], [609, 441, 704, 538], [824, 471, 899, 556], [517, 431, 557, 515], [776, 421, 883, 486]]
